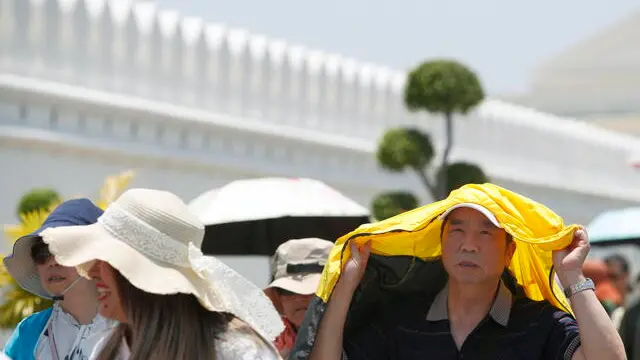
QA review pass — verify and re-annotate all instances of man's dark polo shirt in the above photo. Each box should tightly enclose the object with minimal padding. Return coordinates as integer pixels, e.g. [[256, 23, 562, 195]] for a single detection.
[[344, 280, 581, 360]]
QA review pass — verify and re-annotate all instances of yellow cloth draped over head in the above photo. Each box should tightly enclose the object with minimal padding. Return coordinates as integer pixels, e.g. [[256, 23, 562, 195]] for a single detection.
[[316, 183, 580, 312]]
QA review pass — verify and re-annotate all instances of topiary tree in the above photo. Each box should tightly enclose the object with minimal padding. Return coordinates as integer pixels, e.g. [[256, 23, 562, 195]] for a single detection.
[[404, 59, 485, 199], [16, 188, 61, 219], [376, 126, 488, 199], [372, 191, 419, 221], [438, 162, 489, 195], [376, 128, 436, 195]]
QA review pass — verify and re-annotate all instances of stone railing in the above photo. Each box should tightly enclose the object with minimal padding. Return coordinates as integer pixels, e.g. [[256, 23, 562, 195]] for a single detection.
[[1, 0, 640, 200], [0, 0, 406, 139]]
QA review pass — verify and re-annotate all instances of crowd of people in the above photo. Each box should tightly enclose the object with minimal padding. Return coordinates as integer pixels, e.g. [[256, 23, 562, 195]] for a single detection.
[[0, 183, 632, 359]]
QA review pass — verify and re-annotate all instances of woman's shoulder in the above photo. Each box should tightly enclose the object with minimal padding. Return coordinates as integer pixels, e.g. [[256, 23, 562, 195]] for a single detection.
[[216, 326, 281, 360], [87, 327, 129, 360], [79, 315, 118, 354]]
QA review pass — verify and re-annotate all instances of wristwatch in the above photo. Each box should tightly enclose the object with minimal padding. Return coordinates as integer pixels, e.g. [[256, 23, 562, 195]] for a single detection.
[[563, 277, 595, 299]]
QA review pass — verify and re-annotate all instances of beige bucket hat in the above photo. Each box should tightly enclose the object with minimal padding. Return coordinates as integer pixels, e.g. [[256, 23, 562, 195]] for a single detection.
[[40, 188, 284, 341], [267, 238, 334, 295]]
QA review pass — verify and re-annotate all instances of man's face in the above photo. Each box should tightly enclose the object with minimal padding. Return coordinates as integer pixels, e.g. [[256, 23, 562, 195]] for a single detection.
[[441, 208, 515, 285]]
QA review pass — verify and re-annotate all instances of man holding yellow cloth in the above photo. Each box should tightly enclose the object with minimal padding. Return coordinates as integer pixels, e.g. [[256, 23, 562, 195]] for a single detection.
[[293, 184, 624, 360]]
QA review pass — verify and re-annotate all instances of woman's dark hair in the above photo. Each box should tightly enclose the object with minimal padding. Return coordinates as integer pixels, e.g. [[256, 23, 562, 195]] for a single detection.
[[97, 269, 233, 360]]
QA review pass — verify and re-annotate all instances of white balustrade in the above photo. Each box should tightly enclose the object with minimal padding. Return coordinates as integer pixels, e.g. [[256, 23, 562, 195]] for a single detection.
[[1, 0, 640, 202]]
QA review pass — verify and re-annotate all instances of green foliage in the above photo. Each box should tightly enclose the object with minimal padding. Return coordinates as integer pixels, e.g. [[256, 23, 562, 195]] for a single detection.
[[372, 58, 489, 217], [16, 188, 61, 218], [0, 283, 52, 328], [438, 162, 489, 194], [404, 59, 485, 115], [372, 192, 419, 221], [376, 128, 435, 172], [373, 134, 489, 216]]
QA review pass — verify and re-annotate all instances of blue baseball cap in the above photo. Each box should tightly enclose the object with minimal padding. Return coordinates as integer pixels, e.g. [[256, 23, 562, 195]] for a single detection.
[[3, 199, 103, 298]]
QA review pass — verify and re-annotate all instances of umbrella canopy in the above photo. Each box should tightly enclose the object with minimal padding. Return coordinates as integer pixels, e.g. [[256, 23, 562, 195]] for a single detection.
[[587, 207, 640, 245], [188, 178, 371, 255]]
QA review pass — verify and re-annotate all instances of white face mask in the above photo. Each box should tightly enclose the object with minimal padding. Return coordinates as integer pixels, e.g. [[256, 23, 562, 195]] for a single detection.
[[51, 276, 83, 301]]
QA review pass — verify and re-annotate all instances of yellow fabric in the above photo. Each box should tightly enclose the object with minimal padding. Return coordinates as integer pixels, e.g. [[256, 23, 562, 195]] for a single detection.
[[317, 183, 578, 313]]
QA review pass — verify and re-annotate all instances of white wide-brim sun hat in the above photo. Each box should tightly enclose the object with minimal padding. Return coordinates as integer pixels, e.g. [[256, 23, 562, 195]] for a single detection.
[[40, 188, 284, 341]]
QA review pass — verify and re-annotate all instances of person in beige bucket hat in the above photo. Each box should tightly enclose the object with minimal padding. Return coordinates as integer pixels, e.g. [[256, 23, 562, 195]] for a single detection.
[[265, 238, 334, 358], [40, 188, 284, 360]]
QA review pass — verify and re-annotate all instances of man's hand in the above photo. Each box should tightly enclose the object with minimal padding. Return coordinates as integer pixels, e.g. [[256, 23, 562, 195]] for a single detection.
[[338, 241, 371, 293], [552, 227, 591, 287]]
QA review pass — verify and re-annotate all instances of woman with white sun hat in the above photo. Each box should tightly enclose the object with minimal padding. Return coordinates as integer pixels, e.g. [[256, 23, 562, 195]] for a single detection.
[[39, 188, 284, 360]]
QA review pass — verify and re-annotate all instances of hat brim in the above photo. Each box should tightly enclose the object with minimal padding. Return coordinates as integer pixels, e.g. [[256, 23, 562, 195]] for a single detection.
[[41, 222, 286, 341], [439, 203, 501, 228], [3, 235, 51, 299], [40, 223, 207, 303], [268, 273, 322, 295]]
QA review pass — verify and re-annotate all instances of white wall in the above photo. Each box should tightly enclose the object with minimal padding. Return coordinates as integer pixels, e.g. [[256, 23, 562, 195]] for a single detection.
[[2, 0, 640, 201], [2, 0, 640, 253]]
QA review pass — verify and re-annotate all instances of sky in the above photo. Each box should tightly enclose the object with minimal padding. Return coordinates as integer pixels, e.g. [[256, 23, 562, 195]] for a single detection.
[[155, 0, 639, 95]]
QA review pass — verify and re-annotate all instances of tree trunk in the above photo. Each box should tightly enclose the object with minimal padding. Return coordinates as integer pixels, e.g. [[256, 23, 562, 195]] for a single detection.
[[439, 112, 454, 200], [416, 167, 436, 201]]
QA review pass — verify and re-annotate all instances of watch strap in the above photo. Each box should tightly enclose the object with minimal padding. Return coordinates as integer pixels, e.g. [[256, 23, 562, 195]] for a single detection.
[[563, 277, 595, 299]]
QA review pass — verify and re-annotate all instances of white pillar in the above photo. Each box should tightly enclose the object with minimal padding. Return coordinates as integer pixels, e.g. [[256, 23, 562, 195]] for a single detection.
[[131, 2, 157, 98], [204, 24, 229, 114], [284, 45, 307, 124], [227, 28, 250, 116], [247, 35, 268, 119], [0, 0, 16, 68], [305, 50, 325, 127], [338, 57, 358, 134], [356, 63, 375, 135], [156, 10, 182, 102], [265, 39, 287, 123], [323, 53, 343, 131]]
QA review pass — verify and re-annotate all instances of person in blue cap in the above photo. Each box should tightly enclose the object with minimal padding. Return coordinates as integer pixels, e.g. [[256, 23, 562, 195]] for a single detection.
[[2, 199, 117, 360]]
